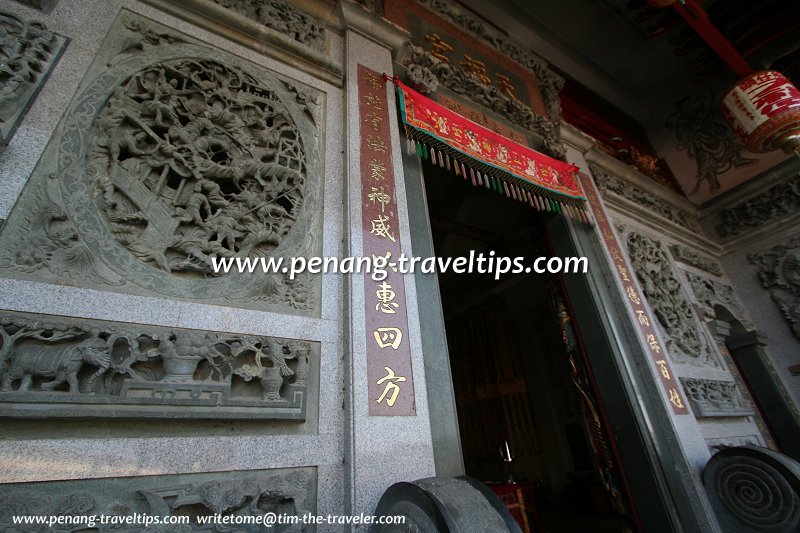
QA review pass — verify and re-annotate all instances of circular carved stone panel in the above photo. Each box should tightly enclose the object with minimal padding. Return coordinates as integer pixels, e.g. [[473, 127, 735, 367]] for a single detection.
[[87, 58, 305, 277], [703, 445, 800, 532]]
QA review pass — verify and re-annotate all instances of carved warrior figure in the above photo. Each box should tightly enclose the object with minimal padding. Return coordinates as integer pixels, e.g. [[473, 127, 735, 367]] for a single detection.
[[87, 59, 306, 276]]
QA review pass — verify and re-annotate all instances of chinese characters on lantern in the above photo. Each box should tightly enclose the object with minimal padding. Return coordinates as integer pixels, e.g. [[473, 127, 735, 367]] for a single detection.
[[578, 172, 688, 414], [358, 65, 416, 416]]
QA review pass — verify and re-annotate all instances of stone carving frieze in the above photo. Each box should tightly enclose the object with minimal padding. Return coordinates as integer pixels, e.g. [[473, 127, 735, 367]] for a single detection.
[[590, 164, 701, 233], [719, 174, 800, 237], [211, 0, 325, 51], [680, 377, 752, 417], [669, 244, 723, 276], [414, 0, 562, 121], [0, 12, 67, 152], [0, 468, 315, 532], [749, 239, 800, 339], [685, 271, 752, 329], [0, 310, 316, 420], [403, 44, 566, 159], [665, 92, 756, 195], [0, 12, 324, 315], [621, 229, 716, 366]]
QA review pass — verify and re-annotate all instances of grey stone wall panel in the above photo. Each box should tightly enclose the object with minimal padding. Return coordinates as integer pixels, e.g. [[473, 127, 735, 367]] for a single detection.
[[0, 10, 324, 317]]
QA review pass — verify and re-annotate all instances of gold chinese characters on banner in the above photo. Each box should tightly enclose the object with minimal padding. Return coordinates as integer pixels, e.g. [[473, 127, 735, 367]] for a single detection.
[[358, 65, 416, 416]]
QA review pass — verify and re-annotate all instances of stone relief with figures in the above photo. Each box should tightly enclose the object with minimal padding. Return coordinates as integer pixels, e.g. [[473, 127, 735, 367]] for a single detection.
[[619, 227, 717, 367], [680, 377, 752, 417], [0, 11, 67, 152], [210, 0, 325, 51], [0, 311, 316, 420], [0, 468, 314, 532], [669, 244, 724, 277], [718, 174, 800, 237], [589, 164, 701, 233], [0, 11, 323, 315], [685, 271, 752, 329], [749, 239, 800, 340]]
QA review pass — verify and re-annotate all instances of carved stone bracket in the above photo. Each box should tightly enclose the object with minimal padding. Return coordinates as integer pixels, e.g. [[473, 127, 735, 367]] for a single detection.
[[685, 271, 752, 329], [0, 310, 317, 420], [749, 238, 800, 339], [0, 12, 68, 152], [402, 44, 566, 159], [670, 244, 723, 277], [590, 164, 701, 233], [620, 228, 716, 366], [0, 467, 315, 532], [680, 377, 752, 417], [0, 11, 324, 315], [719, 174, 800, 237]]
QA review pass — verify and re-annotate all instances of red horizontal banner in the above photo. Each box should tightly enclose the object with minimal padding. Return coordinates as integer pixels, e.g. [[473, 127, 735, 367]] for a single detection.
[[396, 80, 585, 203]]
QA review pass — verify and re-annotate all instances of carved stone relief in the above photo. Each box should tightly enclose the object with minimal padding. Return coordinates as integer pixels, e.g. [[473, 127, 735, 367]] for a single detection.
[[680, 377, 752, 417], [414, 0, 562, 121], [665, 92, 756, 195], [10, 0, 59, 12], [685, 271, 752, 329], [210, 0, 325, 51], [749, 239, 800, 339], [590, 164, 701, 233], [403, 44, 566, 159], [0, 12, 67, 152], [0, 12, 324, 316], [719, 174, 800, 237], [0, 311, 316, 420], [621, 228, 716, 366], [669, 244, 723, 277], [0, 467, 315, 532]]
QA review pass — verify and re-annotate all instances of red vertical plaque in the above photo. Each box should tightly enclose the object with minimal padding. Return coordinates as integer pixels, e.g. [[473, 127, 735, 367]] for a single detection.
[[579, 172, 689, 415], [358, 65, 416, 416]]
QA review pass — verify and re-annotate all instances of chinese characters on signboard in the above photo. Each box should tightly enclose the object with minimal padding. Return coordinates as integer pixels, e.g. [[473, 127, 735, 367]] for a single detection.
[[579, 173, 689, 415], [358, 65, 416, 416]]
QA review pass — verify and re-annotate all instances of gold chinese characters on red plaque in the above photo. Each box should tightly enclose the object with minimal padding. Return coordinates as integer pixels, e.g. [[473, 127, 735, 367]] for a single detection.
[[579, 173, 688, 415], [358, 65, 416, 416]]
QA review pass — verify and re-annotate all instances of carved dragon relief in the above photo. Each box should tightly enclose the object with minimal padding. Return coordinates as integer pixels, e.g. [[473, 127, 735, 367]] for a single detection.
[[0, 12, 323, 315], [402, 45, 566, 159], [414, 0, 563, 120], [0, 469, 314, 532], [0, 11, 67, 151], [0, 311, 316, 419], [619, 227, 717, 367]]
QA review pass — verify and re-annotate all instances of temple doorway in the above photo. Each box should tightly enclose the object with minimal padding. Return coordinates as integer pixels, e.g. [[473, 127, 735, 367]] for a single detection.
[[421, 157, 637, 532]]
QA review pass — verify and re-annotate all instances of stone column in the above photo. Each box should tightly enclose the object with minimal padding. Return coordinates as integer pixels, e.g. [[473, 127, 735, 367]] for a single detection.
[[340, 1, 436, 519]]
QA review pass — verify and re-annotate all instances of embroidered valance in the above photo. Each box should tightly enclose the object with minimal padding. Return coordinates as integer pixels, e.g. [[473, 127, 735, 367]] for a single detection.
[[394, 79, 589, 221]]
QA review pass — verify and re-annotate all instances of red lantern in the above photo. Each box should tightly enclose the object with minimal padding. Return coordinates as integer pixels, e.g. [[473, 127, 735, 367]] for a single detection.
[[721, 70, 800, 153]]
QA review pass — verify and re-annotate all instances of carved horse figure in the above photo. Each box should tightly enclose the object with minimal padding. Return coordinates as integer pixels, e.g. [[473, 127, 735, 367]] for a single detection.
[[0, 336, 111, 393]]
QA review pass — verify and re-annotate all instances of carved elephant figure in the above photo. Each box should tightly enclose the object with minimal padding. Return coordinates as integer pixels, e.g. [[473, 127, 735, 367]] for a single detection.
[[0, 336, 111, 393]]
